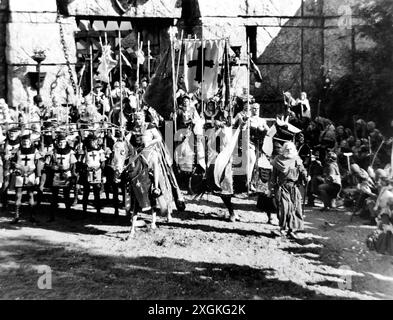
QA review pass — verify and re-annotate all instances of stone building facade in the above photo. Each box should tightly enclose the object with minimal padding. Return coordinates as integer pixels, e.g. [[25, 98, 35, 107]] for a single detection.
[[0, 0, 374, 111]]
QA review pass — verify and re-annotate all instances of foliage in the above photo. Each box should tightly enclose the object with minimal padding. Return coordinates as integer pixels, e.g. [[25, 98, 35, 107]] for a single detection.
[[324, 0, 393, 135]]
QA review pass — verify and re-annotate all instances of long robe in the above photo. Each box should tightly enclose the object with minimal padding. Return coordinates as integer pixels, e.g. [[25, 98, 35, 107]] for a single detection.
[[272, 155, 307, 231]]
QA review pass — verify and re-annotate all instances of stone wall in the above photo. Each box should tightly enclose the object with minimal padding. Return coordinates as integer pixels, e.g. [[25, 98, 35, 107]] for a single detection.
[[2, 0, 377, 110], [188, 0, 324, 114], [180, 0, 377, 116], [6, 0, 78, 108]]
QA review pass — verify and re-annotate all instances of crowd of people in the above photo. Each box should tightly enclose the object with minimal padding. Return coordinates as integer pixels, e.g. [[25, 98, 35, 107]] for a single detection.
[[0, 76, 392, 252]]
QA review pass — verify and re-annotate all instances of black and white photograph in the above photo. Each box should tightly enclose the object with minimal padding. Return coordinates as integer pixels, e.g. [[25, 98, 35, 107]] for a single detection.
[[0, 0, 393, 305]]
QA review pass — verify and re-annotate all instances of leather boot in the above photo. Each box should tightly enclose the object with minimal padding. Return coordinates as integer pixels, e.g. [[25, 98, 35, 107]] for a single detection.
[[10, 207, 20, 224]]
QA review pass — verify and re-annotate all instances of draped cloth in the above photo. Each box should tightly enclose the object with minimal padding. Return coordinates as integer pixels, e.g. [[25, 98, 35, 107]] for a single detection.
[[272, 155, 306, 232]]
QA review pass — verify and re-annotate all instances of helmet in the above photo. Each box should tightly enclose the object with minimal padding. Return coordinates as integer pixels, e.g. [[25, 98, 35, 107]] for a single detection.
[[375, 168, 388, 179], [326, 151, 337, 162], [350, 163, 361, 173]]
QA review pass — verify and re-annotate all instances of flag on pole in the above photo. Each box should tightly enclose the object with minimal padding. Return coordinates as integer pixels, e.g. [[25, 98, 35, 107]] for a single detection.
[[143, 48, 173, 120], [96, 45, 117, 83], [120, 51, 132, 68], [136, 49, 145, 65], [184, 39, 225, 100], [250, 57, 262, 84]]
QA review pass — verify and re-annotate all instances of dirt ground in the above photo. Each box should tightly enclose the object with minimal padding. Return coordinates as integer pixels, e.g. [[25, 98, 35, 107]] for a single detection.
[[1, 190, 393, 300]]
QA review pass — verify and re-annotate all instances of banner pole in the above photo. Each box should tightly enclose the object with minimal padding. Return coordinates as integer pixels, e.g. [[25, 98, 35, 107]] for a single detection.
[[119, 29, 123, 129], [201, 26, 204, 116], [225, 38, 232, 123], [147, 40, 151, 81], [89, 44, 94, 94], [137, 32, 140, 88], [176, 30, 184, 88], [246, 39, 251, 195], [170, 26, 177, 133]]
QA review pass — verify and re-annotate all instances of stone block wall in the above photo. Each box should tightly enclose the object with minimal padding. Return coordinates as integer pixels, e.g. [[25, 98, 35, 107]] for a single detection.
[[1, 0, 377, 111], [6, 0, 78, 108], [182, 0, 376, 116]]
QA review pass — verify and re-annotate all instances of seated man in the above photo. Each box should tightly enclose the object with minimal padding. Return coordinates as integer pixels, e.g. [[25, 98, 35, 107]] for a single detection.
[[318, 152, 342, 211], [350, 163, 377, 218]]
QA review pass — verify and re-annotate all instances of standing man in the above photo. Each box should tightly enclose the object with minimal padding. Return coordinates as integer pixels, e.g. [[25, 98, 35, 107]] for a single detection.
[[47, 133, 77, 221], [0, 127, 21, 208], [296, 92, 311, 120], [271, 141, 308, 239], [248, 102, 270, 189], [11, 133, 42, 224], [81, 133, 106, 220]]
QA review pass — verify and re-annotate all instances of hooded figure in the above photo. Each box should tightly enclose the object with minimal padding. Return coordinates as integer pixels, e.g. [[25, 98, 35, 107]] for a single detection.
[[271, 141, 308, 239]]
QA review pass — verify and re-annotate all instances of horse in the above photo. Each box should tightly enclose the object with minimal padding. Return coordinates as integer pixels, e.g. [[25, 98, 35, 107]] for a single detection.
[[124, 141, 185, 238], [104, 137, 129, 217]]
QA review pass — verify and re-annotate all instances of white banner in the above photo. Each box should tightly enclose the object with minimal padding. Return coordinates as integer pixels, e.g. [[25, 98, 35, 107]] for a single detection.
[[184, 39, 225, 100]]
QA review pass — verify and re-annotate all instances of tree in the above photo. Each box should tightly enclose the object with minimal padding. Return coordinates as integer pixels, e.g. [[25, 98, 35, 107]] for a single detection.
[[325, 0, 393, 135]]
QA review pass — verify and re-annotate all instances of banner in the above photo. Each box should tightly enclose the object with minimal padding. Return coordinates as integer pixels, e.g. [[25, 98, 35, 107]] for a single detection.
[[184, 39, 225, 100], [143, 48, 173, 120], [97, 45, 117, 83]]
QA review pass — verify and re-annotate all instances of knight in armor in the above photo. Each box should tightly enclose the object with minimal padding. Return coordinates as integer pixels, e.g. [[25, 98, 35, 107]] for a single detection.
[[37, 125, 55, 205], [128, 112, 163, 200], [111, 81, 132, 105], [175, 94, 205, 176], [10, 133, 42, 224], [71, 133, 85, 207], [81, 133, 106, 220], [47, 133, 77, 221], [203, 116, 247, 222], [91, 83, 110, 115], [0, 127, 21, 208]]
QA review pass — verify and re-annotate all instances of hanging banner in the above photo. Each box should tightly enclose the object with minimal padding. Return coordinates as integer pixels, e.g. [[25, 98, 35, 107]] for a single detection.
[[184, 39, 225, 100], [96, 45, 118, 83]]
